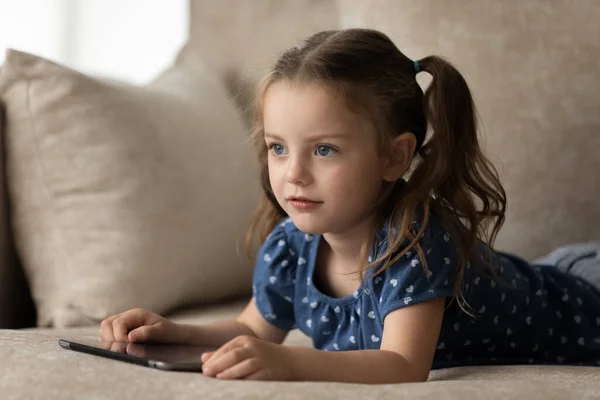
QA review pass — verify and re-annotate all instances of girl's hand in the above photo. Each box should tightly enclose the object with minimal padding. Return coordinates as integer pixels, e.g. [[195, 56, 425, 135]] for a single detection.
[[201, 335, 294, 380], [99, 308, 180, 343]]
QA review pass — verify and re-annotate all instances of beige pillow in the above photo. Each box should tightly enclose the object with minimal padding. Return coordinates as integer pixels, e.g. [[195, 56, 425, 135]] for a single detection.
[[0, 49, 260, 327]]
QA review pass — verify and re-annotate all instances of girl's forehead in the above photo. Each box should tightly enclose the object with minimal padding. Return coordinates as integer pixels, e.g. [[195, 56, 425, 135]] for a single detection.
[[263, 81, 374, 139]]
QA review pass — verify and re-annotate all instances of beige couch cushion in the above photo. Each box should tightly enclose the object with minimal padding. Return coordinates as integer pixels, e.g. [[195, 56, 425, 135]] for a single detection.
[[0, 49, 260, 327], [19, 299, 600, 398], [5, 329, 598, 400], [10, 298, 600, 398], [338, 0, 600, 260]]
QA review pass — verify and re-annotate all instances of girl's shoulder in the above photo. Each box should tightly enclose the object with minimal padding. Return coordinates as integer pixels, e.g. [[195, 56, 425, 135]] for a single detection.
[[252, 218, 302, 330], [257, 217, 317, 275], [373, 210, 457, 260], [368, 212, 460, 314]]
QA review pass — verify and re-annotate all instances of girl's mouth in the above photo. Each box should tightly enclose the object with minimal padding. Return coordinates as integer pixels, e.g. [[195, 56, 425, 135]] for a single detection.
[[287, 196, 323, 210]]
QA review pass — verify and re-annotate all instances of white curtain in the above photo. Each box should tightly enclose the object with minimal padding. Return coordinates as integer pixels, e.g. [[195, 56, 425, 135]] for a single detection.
[[0, 0, 188, 84]]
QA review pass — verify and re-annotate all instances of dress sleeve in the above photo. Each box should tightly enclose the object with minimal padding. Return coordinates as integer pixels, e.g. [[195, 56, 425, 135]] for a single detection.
[[252, 223, 297, 330], [375, 219, 459, 321]]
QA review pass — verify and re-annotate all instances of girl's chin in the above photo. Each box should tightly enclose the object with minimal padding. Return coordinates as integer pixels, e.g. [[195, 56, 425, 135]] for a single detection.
[[287, 215, 329, 235]]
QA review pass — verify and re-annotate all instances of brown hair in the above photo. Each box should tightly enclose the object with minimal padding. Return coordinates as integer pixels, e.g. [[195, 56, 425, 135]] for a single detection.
[[246, 28, 506, 314]]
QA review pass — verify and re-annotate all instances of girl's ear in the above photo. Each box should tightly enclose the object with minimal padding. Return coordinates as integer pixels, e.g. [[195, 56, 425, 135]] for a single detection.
[[382, 132, 417, 182]]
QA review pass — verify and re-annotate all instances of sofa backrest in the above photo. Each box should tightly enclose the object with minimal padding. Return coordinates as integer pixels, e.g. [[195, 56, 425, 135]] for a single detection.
[[183, 0, 600, 260], [339, 1, 600, 259]]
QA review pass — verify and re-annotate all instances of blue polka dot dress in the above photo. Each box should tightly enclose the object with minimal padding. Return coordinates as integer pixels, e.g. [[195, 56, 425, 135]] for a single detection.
[[252, 213, 600, 368]]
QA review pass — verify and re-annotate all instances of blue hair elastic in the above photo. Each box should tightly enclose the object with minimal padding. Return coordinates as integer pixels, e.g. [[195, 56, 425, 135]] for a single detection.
[[414, 60, 420, 73]]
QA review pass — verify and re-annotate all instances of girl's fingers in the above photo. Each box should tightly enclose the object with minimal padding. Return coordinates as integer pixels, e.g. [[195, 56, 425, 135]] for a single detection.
[[243, 369, 270, 381], [99, 315, 118, 341], [112, 319, 131, 342], [203, 347, 252, 377], [215, 358, 261, 380], [112, 311, 151, 342], [202, 336, 247, 370], [201, 352, 215, 363]]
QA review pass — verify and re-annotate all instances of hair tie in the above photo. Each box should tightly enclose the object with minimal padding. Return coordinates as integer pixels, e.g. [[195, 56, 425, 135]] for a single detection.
[[414, 60, 420, 73]]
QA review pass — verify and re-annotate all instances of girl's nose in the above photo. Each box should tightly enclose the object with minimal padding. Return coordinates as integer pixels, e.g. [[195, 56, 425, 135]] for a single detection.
[[286, 156, 311, 186]]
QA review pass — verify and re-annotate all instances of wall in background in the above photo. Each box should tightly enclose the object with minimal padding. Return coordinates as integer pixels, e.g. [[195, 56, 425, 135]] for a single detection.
[[0, 0, 188, 84]]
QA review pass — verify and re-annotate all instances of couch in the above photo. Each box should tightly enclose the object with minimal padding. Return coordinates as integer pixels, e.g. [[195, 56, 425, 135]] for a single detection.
[[1, 1, 599, 399]]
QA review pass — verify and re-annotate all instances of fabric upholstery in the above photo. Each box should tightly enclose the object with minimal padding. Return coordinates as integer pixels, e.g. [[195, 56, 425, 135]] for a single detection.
[[5, 300, 600, 399]]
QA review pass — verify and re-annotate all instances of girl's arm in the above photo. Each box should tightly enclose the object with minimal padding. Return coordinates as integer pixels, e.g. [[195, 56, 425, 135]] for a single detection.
[[287, 297, 446, 383], [177, 298, 289, 347]]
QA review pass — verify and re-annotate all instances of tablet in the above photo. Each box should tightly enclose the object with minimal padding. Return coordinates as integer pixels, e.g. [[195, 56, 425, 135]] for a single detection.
[[59, 338, 215, 372]]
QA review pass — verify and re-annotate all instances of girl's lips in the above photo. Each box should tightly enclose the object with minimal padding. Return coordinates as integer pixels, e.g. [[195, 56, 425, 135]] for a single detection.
[[287, 198, 322, 210], [287, 196, 317, 202]]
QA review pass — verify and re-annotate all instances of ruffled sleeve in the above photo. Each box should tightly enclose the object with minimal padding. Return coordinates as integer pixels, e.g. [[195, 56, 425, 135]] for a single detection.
[[252, 222, 297, 330], [373, 218, 459, 321]]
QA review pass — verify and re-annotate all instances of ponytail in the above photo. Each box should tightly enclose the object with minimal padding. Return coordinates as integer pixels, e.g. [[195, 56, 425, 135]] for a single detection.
[[406, 56, 507, 311]]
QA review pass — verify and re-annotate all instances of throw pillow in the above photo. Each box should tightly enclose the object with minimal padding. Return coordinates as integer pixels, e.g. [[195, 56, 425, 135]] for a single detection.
[[0, 49, 260, 327]]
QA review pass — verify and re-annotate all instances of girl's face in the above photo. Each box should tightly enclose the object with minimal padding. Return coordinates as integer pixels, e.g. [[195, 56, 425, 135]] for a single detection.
[[263, 81, 387, 235]]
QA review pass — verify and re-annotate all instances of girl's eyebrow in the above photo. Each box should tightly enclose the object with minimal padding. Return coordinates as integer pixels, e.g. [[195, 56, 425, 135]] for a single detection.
[[264, 131, 349, 142], [264, 132, 285, 141]]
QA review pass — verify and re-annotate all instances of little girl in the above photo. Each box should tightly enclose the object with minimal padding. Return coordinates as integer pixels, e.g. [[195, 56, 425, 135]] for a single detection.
[[100, 28, 600, 383]]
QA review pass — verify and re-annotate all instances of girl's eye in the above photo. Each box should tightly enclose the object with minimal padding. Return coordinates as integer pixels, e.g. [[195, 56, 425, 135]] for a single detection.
[[315, 145, 338, 157], [269, 143, 286, 156]]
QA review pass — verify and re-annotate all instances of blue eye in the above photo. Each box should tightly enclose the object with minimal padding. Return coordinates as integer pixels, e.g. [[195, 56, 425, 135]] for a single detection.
[[269, 143, 286, 155], [316, 145, 338, 157]]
